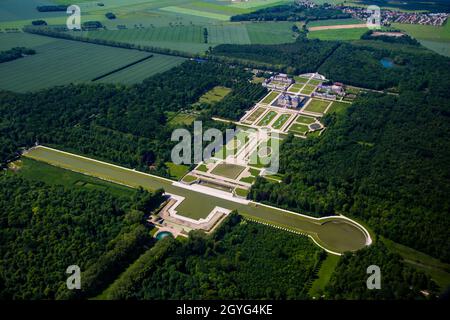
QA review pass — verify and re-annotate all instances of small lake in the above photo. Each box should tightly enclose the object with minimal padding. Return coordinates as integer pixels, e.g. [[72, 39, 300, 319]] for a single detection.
[[380, 58, 395, 68]]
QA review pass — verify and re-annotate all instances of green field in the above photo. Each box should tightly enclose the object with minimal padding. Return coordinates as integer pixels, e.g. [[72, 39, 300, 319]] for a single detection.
[[309, 254, 341, 298], [296, 115, 316, 124], [308, 28, 368, 41], [23, 146, 369, 253], [392, 22, 450, 57], [245, 107, 266, 123], [300, 84, 317, 95], [327, 101, 351, 115], [257, 110, 278, 127], [165, 162, 190, 180], [304, 99, 331, 114], [167, 112, 197, 126], [211, 163, 246, 180], [271, 114, 291, 130], [0, 33, 183, 92], [289, 123, 310, 135], [260, 91, 280, 104], [8, 157, 134, 198], [196, 86, 232, 105], [307, 18, 363, 27]]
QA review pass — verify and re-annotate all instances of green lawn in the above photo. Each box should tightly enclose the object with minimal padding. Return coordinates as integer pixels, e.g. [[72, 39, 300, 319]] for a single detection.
[[300, 84, 317, 95], [271, 114, 291, 130], [235, 187, 249, 198], [9, 158, 134, 198], [304, 99, 331, 114], [166, 162, 190, 180], [196, 86, 232, 105], [167, 112, 197, 126], [245, 107, 266, 123], [327, 101, 351, 115], [211, 163, 246, 180], [260, 91, 279, 104], [296, 115, 316, 124], [257, 110, 278, 127], [289, 123, 309, 135], [309, 254, 341, 298], [195, 164, 209, 172]]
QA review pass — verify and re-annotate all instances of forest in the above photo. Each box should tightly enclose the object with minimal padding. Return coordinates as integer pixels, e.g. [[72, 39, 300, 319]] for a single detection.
[[0, 175, 164, 299], [325, 242, 436, 299], [0, 47, 35, 64], [211, 38, 339, 75], [102, 213, 324, 300], [230, 3, 350, 22]]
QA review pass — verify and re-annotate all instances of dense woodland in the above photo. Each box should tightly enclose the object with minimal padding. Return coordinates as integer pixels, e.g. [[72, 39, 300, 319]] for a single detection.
[[102, 213, 324, 300], [325, 242, 436, 299], [231, 4, 350, 22], [0, 175, 164, 299], [0, 47, 35, 64], [212, 38, 338, 75]]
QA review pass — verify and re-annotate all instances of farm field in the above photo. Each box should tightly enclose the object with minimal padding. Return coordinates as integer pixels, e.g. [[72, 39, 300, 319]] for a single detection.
[[0, 34, 182, 92], [307, 18, 363, 28], [23, 145, 369, 253], [304, 99, 331, 114], [97, 53, 186, 84], [308, 27, 368, 41], [392, 22, 450, 57]]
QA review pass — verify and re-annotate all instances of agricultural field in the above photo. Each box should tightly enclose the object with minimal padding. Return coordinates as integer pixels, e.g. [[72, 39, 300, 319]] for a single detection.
[[392, 22, 450, 57], [96, 53, 186, 84], [304, 99, 331, 114], [271, 114, 292, 130], [0, 33, 182, 92], [257, 110, 278, 127], [308, 27, 368, 41], [307, 18, 363, 28]]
